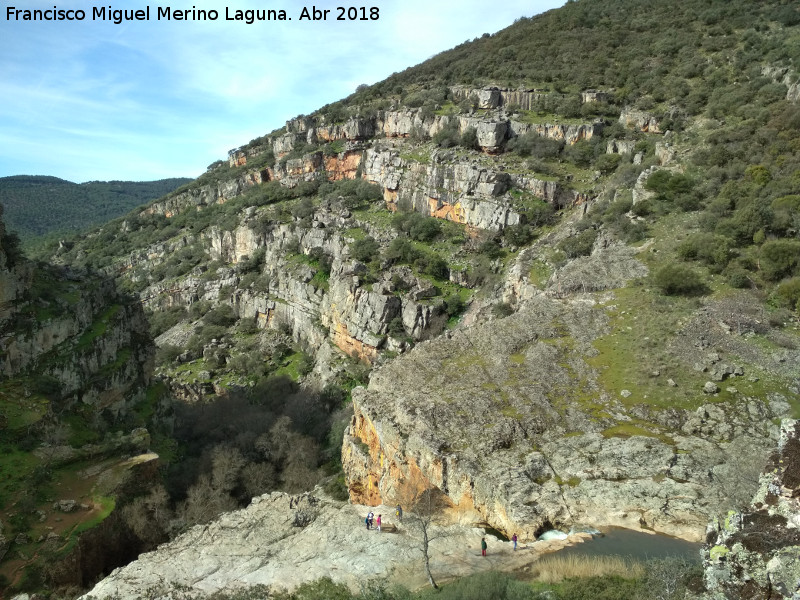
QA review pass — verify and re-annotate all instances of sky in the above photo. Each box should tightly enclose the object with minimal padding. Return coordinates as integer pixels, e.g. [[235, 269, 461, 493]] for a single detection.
[[0, 0, 566, 182]]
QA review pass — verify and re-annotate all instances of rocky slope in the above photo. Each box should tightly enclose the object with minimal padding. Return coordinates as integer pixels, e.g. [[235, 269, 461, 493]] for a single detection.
[[79, 489, 593, 599], [0, 209, 158, 588], [702, 419, 800, 599], [342, 286, 793, 543], [32, 1, 800, 596]]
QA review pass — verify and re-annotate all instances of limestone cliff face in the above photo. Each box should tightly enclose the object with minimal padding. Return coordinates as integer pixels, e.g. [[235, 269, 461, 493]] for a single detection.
[[149, 102, 598, 239], [341, 295, 790, 543], [702, 419, 800, 599], [450, 85, 610, 111], [619, 107, 663, 133], [124, 201, 444, 365], [0, 219, 153, 417]]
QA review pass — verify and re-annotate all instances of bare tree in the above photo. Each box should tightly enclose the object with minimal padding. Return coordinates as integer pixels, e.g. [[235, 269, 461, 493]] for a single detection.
[[121, 485, 172, 545], [210, 445, 246, 493], [406, 487, 450, 590], [240, 461, 277, 498], [181, 474, 237, 525]]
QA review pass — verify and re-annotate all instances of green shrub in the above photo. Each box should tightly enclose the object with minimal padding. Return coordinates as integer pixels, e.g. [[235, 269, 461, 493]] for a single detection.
[[385, 238, 421, 264], [507, 133, 564, 158], [433, 121, 461, 148], [478, 238, 504, 259], [523, 200, 556, 228], [724, 265, 753, 288], [716, 201, 773, 246], [645, 170, 698, 211], [204, 305, 237, 327], [760, 240, 800, 281], [422, 255, 449, 280], [155, 344, 182, 365], [392, 212, 442, 242], [677, 233, 733, 270], [291, 197, 316, 220], [351, 237, 380, 263], [775, 277, 800, 311], [460, 126, 480, 150], [595, 153, 622, 174], [653, 263, 707, 296], [771, 195, 800, 235], [503, 224, 534, 246], [558, 228, 597, 258], [492, 302, 514, 317]]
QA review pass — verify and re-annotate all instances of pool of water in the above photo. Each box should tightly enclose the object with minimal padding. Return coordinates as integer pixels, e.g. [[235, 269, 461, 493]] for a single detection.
[[556, 527, 702, 563]]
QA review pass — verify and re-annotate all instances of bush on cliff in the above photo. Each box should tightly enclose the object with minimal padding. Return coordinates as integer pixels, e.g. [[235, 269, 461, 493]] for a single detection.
[[653, 264, 708, 296]]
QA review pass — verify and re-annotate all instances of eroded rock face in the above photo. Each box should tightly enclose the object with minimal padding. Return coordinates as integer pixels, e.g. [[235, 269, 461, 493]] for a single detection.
[[342, 295, 788, 543], [619, 107, 663, 133], [702, 420, 800, 599]]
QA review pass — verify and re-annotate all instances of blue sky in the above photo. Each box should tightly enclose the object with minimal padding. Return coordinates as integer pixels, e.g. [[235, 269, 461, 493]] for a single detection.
[[0, 0, 565, 182]]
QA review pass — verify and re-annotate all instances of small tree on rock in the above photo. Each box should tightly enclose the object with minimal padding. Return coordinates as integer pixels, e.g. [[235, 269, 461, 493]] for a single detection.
[[405, 486, 450, 589]]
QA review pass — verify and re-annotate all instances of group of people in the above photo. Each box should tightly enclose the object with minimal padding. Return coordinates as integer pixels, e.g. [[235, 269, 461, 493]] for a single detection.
[[364, 505, 403, 532], [364, 511, 382, 531], [480, 532, 518, 556], [361, 506, 520, 555]]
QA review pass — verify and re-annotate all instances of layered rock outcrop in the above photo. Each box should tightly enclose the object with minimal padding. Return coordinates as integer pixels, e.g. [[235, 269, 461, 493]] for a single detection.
[[0, 229, 152, 416], [126, 201, 446, 365], [342, 295, 790, 543]]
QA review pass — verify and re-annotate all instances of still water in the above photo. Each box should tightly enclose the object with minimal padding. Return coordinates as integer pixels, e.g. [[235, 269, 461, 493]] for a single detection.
[[554, 527, 702, 562]]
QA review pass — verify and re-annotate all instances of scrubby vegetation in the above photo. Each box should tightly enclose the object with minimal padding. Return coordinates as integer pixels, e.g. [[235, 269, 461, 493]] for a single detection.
[[4, 0, 800, 596]]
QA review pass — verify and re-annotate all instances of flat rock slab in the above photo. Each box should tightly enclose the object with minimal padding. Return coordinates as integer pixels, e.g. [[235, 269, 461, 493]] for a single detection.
[[82, 492, 571, 599]]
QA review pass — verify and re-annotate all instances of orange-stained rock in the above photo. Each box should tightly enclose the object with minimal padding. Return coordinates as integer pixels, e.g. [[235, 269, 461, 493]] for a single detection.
[[324, 151, 362, 181], [332, 319, 378, 363], [384, 189, 398, 212], [428, 197, 467, 224]]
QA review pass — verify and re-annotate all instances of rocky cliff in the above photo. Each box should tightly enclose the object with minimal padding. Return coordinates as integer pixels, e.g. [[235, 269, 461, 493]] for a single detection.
[[341, 286, 793, 543], [0, 211, 158, 589], [701, 419, 800, 600]]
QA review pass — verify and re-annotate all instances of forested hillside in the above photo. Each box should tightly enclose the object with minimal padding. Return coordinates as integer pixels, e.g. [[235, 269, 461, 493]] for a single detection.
[[0, 175, 191, 241]]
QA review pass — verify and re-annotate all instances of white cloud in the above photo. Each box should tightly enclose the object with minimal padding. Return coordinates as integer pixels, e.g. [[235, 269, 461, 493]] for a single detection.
[[0, 0, 565, 182]]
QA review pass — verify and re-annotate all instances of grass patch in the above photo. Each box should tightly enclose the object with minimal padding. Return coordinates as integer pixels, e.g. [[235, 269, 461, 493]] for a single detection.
[[601, 422, 675, 445], [528, 259, 553, 288], [274, 351, 311, 381], [58, 495, 116, 556], [584, 287, 708, 411], [0, 448, 40, 505], [0, 380, 50, 430], [399, 147, 433, 164], [531, 554, 645, 584]]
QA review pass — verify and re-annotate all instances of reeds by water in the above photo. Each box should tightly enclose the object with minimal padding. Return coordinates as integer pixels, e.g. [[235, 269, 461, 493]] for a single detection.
[[532, 554, 645, 583]]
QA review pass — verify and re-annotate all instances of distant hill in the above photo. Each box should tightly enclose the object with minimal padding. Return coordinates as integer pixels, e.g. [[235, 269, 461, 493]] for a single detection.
[[0, 175, 192, 241]]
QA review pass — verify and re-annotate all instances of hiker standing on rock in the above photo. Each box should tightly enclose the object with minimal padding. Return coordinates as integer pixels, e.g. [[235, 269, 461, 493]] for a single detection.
[[512, 533, 518, 551], [376, 514, 382, 532], [368, 511, 374, 529], [396, 504, 403, 523], [365, 514, 370, 530], [481, 537, 487, 557]]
